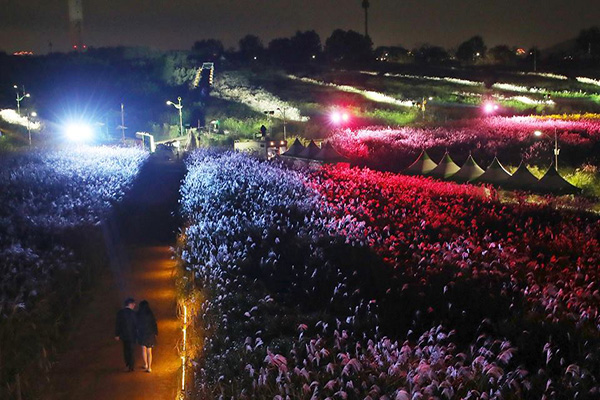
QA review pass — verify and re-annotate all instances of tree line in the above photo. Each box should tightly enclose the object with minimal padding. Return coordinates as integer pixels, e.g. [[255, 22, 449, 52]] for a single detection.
[[187, 26, 600, 68]]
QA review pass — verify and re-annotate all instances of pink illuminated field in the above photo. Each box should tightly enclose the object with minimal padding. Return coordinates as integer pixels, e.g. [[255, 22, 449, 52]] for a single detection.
[[330, 116, 600, 170]]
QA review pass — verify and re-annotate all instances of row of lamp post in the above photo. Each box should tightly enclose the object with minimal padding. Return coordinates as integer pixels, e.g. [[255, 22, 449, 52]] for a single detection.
[[7, 85, 566, 168]]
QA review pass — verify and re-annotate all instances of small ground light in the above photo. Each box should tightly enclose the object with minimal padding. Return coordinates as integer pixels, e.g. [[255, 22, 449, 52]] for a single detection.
[[534, 130, 543, 137]]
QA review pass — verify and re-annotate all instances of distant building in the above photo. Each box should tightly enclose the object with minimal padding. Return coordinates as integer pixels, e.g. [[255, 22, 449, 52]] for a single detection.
[[68, 0, 86, 51]]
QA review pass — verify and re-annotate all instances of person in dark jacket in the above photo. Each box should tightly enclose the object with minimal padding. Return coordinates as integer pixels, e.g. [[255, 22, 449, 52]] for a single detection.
[[115, 297, 137, 371], [136, 300, 158, 372]]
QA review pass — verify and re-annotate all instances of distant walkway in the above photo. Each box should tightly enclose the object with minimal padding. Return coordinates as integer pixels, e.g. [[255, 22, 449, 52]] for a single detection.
[[46, 157, 186, 400]]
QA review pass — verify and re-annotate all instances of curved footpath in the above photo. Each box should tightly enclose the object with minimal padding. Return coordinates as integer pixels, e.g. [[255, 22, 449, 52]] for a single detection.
[[46, 156, 187, 400]]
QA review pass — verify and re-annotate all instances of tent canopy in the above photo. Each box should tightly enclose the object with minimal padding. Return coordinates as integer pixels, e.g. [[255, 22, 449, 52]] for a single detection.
[[427, 152, 460, 179], [451, 155, 485, 183], [282, 138, 305, 157], [313, 142, 349, 163], [297, 140, 321, 159], [475, 157, 512, 185], [535, 164, 581, 195], [403, 150, 438, 176], [505, 161, 539, 190]]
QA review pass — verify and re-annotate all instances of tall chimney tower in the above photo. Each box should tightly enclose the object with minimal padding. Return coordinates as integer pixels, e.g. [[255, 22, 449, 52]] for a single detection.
[[68, 0, 85, 50]]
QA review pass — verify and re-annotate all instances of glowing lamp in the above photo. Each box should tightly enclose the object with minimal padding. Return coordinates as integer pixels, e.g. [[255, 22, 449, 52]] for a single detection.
[[65, 122, 93, 142], [534, 130, 543, 137], [483, 102, 498, 114], [330, 109, 351, 125], [330, 111, 342, 124]]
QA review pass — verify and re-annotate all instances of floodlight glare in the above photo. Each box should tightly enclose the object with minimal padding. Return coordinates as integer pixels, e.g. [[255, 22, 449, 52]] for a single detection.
[[483, 102, 496, 114], [330, 111, 342, 124], [65, 122, 93, 142]]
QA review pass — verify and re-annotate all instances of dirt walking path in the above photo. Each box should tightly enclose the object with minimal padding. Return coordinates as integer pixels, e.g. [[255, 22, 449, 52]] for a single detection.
[[46, 157, 186, 400]]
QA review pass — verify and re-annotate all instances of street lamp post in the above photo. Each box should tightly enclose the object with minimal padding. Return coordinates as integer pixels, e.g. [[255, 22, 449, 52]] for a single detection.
[[420, 97, 433, 120], [263, 110, 275, 137], [277, 107, 287, 140], [534, 128, 559, 171], [14, 85, 30, 116], [166, 97, 184, 136], [27, 112, 37, 146]]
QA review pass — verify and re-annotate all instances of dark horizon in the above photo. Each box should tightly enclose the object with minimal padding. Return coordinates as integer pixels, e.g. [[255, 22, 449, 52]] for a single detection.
[[1, 0, 600, 54]]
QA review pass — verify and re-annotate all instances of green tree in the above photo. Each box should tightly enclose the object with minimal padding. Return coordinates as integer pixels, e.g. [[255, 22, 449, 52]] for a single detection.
[[576, 26, 600, 57], [375, 46, 410, 63], [191, 39, 224, 61], [238, 34, 264, 61], [488, 45, 516, 65], [456, 36, 486, 63], [290, 30, 322, 62], [325, 29, 373, 64], [413, 44, 449, 64]]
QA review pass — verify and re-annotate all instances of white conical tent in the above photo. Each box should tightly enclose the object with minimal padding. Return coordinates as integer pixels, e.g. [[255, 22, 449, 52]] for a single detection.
[[403, 150, 438, 175], [451, 155, 485, 183], [427, 152, 460, 179], [535, 164, 581, 195], [475, 157, 512, 185]]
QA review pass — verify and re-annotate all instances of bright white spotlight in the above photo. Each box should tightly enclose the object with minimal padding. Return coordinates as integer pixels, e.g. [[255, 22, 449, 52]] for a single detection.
[[483, 102, 497, 114], [330, 111, 342, 124], [65, 122, 93, 142]]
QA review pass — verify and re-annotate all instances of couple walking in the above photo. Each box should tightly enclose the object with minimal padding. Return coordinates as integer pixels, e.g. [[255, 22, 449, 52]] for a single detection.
[[115, 298, 158, 372]]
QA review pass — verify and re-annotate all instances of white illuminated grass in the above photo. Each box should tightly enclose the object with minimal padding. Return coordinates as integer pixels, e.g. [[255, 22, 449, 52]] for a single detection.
[[289, 75, 414, 107], [213, 72, 309, 122], [577, 77, 600, 87], [0, 109, 42, 130]]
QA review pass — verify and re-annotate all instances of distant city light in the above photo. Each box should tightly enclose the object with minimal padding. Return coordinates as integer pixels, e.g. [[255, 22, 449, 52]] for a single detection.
[[65, 122, 93, 142]]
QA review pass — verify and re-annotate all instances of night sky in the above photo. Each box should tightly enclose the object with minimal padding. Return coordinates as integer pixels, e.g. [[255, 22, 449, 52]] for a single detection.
[[1, 0, 599, 54]]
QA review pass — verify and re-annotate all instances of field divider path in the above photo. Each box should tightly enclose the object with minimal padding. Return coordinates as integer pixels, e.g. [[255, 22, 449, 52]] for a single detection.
[[46, 157, 186, 400]]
